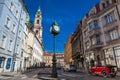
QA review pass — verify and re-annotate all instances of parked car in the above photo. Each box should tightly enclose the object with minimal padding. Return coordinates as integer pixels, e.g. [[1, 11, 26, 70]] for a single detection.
[[89, 65, 117, 77], [63, 64, 76, 72]]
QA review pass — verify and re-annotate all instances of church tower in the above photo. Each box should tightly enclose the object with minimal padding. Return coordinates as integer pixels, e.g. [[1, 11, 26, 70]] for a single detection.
[[33, 6, 42, 43]]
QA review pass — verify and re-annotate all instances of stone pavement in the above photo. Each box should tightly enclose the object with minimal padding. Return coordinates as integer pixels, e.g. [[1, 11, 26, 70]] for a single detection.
[[0, 71, 20, 80], [0, 68, 120, 80]]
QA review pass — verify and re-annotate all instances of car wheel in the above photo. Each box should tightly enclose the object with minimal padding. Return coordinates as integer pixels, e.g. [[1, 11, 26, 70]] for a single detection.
[[102, 71, 108, 77]]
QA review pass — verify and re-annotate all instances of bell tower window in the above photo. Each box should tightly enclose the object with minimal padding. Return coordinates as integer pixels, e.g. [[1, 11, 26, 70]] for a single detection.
[[37, 20, 39, 24], [36, 30, 39, 34]]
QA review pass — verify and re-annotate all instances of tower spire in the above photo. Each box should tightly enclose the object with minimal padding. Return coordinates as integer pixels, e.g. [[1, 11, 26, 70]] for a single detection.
[[36, 6, 41, 15]]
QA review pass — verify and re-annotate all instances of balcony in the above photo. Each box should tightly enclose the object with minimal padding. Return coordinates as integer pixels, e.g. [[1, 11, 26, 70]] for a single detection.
[[104, 20, 118, 32], [89, 42, 103, 50], [106, 37, 120, 45], [89, 28, 101, 37]]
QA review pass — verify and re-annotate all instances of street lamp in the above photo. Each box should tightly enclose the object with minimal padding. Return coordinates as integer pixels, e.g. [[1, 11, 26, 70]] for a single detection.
[[50, 21, 60, 78]]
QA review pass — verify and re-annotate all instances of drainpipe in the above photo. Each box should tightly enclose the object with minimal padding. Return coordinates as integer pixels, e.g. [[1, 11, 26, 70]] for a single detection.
[[11, 6, 23, 72]]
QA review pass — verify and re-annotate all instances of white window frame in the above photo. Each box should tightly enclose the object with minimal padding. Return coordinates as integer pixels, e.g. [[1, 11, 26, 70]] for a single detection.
[[8, 39, 13, 51], [109, 29, 118, 40], [9, 1, 14, 11], [5, 16, 11, 28], [12, 23, 16, 33], [15, 10, 19, 18], [18, 30, 21, 38], [91, 37, 96, 45], [0, 34, 7, 48], [16, 44, 19, 53], [105, 12, 115, 24]]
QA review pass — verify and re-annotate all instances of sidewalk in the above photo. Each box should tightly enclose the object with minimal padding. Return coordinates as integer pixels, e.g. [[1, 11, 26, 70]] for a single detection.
[[117, 72, 120, 77], [0, 71, 20, 80]]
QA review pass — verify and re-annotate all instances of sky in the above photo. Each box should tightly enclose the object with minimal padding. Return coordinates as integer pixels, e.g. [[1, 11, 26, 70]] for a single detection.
[[24, 0, 99, 53]]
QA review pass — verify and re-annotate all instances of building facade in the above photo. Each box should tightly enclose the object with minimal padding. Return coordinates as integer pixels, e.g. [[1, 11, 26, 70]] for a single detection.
[[71, 21, 84, 70], [81, 0, 120, 70], [43, 52, 64, 68], [56, 53, 65, 68], [43, 51, 52, 67], [31, 7, 43, 67], [20, 18, 34, 71], [64, 34, 74, 65], [0, 0, 28, 72]]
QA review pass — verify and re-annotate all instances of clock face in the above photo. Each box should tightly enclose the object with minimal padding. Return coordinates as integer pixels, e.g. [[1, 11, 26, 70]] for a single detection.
[[54, 26, 59, 32]]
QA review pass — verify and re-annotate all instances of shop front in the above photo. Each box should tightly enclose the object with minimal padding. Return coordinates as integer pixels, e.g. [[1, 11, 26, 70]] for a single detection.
[[104, 48, 116, 66], [114, 46, 120, 69], [0, 56, 6, 72]]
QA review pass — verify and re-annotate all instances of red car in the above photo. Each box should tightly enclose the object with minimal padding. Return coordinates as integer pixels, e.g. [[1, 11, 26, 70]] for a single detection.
[[90, 65, 117, 77]]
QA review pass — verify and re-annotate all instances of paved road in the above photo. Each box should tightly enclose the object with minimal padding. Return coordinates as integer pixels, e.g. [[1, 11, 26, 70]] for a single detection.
[[1, 68, 120, 80]]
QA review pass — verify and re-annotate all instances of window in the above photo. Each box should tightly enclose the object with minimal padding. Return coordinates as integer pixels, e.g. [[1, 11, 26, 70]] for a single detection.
[[94, 20, 99, 29], [105, 13, 115, 24], [91, 37, 96, 45], [37, 20, 39, 24], [9, 2, 14, 11], [0, 57, 5, 68], [16, 44, 19, 53], [21, 18, 23, 25], [89, 20, 99, 30], [109, 29, 118, 40], [15, 10, 18, 18], [0, 35, 6, 48], [8, 40, 12, 51], [85, 41, 90, 49], [106, 0, 110, 6], [12, 24, 16, 33], [89, 22, 93, 30], [96, 35, 101, 44], [18, 30, 21, 37], [102, 3, 106, 9], [114, 46, 120, 57], [5, 17, 10, 27]]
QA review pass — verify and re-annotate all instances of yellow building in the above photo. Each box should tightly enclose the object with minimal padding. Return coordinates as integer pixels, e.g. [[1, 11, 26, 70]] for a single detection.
[[64, 34, 73, 65], [43, 51, 52, 67]]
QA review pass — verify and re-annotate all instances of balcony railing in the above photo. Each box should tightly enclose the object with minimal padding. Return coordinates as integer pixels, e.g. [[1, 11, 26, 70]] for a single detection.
[[89, 28, 101, 37], [89, 42, 103, 50], [106, 37, 120, 45], [104, 20, 118, 32]]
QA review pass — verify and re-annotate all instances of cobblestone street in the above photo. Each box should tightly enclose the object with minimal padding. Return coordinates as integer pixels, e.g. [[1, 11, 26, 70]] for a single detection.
[[1, 68, 120, 80]]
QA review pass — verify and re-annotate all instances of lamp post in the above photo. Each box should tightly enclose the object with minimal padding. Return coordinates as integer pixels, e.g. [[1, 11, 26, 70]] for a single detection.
[[50, 21, 60, 78]]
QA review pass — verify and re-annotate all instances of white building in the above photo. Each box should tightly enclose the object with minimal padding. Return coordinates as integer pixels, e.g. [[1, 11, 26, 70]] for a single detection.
[[0, 0, 28, 72], [20, 7, 44, 70], [32, 7, 43, 66], [20, 17, 33, 71]]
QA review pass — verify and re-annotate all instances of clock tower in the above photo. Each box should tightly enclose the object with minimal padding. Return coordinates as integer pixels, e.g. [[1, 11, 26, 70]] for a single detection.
[[33, 6, 42, 43]]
